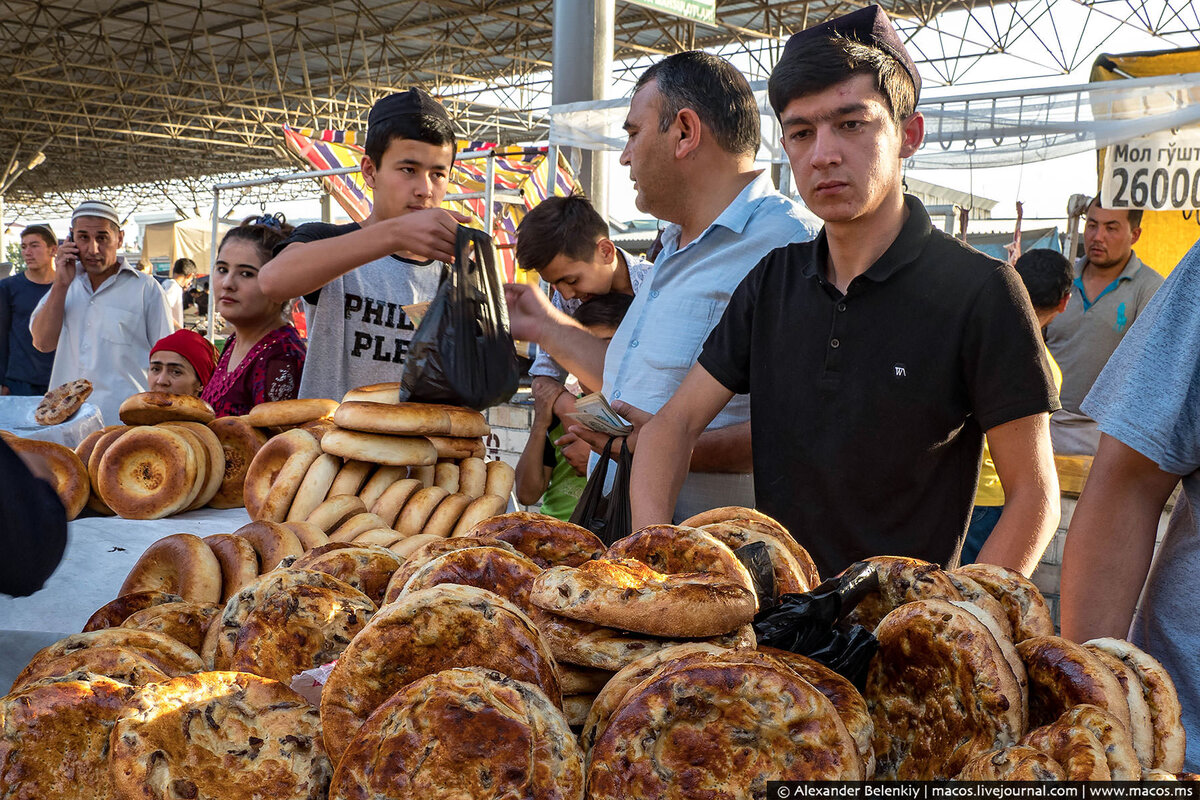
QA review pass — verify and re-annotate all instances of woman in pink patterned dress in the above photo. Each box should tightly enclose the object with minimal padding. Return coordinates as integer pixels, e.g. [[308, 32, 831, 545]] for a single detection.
[[201, 215, 306, 417]]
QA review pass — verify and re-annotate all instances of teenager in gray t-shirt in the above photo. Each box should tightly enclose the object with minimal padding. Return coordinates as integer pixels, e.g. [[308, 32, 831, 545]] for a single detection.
[[277, 221, 442, 399], [1060, 239, 1200, 770]]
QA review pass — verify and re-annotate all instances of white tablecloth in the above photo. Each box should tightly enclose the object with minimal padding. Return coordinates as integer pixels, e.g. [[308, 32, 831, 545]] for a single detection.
[[0, 395, 104, 449], [0, 506, 250, 689]]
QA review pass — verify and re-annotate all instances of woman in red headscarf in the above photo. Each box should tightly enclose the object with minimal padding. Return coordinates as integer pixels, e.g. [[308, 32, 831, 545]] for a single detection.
[[200, 214, 306, 417], [149, 329, 218, 396]]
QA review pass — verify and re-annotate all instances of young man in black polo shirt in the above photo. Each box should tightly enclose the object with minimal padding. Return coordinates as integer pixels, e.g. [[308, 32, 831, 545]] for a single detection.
[[629, 5, 1060, 578]]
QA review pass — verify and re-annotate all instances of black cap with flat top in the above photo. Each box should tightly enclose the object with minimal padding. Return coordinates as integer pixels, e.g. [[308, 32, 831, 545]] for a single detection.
[[780, 4, 921, 102], [367, 88, 451, 128]]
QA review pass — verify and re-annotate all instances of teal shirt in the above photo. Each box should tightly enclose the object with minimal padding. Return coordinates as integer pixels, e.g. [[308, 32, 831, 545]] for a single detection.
[[1046, 252, 1163, 414]]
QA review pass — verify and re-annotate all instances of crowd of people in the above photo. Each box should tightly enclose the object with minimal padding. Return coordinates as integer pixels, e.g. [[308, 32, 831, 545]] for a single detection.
[[1, 2, 1195, 766]]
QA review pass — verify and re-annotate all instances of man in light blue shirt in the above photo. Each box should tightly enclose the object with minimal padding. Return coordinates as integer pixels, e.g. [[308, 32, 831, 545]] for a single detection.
[[505, 51, 819, 520]]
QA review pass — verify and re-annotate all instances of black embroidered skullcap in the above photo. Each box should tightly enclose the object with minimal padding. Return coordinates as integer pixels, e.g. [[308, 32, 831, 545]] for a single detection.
[[368, 88, 451, 128], [780, 5, 920, 101]]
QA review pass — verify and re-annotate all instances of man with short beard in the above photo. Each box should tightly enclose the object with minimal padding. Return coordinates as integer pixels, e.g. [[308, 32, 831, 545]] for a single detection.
[[30, 200, 173, 425], [1046, 197, 1162, 455]]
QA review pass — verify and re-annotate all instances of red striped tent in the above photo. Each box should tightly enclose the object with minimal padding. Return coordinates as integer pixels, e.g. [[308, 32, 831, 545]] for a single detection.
[[281, 125, 579, 281]]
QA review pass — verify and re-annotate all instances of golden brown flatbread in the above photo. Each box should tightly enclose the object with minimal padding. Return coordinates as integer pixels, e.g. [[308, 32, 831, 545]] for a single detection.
[[954, 563, 1055, 642], [13, 629, 201, 692], [384, 536, 523, 601], [463, 511, 605, 567], [82, 590, 184, 632], [698, 520, 816, 596], [1086, 637, 1186, 772], [9, 647, 169, 692], [956, 745, 1067, 780], [119, 601, 220, 652], [529, 558, 757, 638], [328, 668, 583, 800], [289, 544, 402, 606], [1017, 636, 1132, 731], [846, 556, 963, 633], [319, 584, 562, 765], [0, 674, 133, 799], [604, 524, 755, 592], [541, 618, 756, 671], [1021, 722, 1111, 780], [109, 671, 331, 800], [866, 599, 1025, 779], [230, 582, 376, 684], [35, 378, 93, 425], [1085, 643, 1156, 769], [588, 654, 863, 797]]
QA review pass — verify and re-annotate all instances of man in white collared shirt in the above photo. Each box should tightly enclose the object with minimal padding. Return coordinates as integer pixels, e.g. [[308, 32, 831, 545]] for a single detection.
[[506, 51, 819, 520], [31, 200, 173, 425]]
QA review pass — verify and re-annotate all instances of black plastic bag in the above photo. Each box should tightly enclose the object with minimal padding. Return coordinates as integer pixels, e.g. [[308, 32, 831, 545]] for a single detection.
[[753, 561, 881, 689], [398, 225, 520, 411], [569, 436, 632, 547]]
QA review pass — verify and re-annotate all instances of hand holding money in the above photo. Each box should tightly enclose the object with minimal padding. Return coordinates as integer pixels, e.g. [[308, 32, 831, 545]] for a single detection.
[[567, 392, 633, 436]]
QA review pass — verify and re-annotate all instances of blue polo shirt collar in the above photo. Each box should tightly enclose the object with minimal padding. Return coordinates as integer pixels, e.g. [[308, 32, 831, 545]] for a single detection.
[[1075, 252, 1142, 311], [658, 170, 776, 255]]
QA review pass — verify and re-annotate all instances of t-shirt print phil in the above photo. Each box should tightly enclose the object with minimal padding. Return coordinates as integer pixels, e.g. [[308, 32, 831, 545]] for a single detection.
[[344, 291, 419, 363]]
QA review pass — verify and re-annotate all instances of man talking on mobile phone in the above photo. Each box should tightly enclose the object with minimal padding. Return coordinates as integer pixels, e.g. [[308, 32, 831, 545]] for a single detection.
[[30, 200, 173, 425]]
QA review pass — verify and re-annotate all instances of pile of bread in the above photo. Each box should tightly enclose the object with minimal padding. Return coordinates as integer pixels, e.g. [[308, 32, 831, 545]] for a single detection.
[[1, 383, 510, 523], [2, 508, 1192, 799]]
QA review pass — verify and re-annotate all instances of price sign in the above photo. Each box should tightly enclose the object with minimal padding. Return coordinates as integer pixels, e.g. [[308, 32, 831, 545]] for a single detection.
[[1102, 130, 1200, 210]]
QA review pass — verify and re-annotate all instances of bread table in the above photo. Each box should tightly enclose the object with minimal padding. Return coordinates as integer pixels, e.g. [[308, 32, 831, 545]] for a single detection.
[[0, 505, 250, 689], [0, 394, 103, 449]]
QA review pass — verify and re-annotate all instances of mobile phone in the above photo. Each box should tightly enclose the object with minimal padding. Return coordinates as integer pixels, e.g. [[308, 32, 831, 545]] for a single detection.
[[66, 230, 78, 272]]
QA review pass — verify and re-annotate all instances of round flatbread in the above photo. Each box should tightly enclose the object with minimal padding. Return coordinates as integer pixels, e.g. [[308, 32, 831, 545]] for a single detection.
[[540, 618, 756, 672], [109, 671, 331, 800], [1017, 636, 1132, 731], [9, 646, 170, 692], [290, 544, 402, 607], [118, 391, 215, 424], [846, 556, 963, 633], [1085, 637, 1185, 773], [464, 511, 604, 567], [319, 583, 562, 766], [231, 582, 376, 684], [8, 437, 90, 519], [1055, 703, 1140, 780], [97, 425, 199, 519], [605, 524, 755, 592], [83, 590, 184, 632], [328, 667, 582, 800], [13, 628, 202, 692], [384, 536, 523, 602], [529, 558, 757, 638], [35, 378, 93, 425], [588, 655, 863, 797], [207, 415, 269, 509], [396, 546, 544, 619], [321, 428, 437, 467], [119, 601, 220, 652], [1021, 721, 1111, 780], [0, 675, 134, 799], [759, 646, 876, 778], [866, 599, 1025, 780], [956, 745, 1067, 780], [945, 572, 1015, 642], [201, 567, 368, 671], [1085, 643, 1156, 768], [954, 562, 1055, 642], [698, 520, 816, 596]]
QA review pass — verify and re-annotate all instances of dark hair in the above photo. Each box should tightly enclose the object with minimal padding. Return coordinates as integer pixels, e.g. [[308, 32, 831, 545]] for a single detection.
[[573, 293, 634, 331], [768, 34, 916, 122], [634, 51, 760, 157], [219, 214, 296, 265], [20, 224, 56, 248], [172, 258, 198, 277], [1089, 195, 1143, 229], [364, 114, 457, 167], [515, 194, 608, 274], [1013, 248, 1074, 311]]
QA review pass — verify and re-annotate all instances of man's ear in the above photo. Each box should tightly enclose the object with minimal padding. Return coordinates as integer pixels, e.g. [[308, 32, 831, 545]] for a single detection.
[[899, 111, 925, 159], [675, 108, 702, 159], [361, 155, 377, 189], [1057, 293, 1070, 314], [1129, 225, 1142, 246], [596, 237, 617, 265]]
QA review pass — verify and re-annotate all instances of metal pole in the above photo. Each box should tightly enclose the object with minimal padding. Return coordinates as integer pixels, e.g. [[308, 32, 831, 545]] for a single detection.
[[208, 188, 219, 343], [546, 145, 559, 197], [553, 0, 613, 216], [484, 150, 496, 238]]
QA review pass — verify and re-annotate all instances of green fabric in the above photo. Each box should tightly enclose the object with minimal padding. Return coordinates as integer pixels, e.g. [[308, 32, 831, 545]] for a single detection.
[[539, 422, 587, 522]]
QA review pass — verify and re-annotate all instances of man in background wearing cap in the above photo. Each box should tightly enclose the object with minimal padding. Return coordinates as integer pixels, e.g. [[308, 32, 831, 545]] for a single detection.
[[31, 200, 173, 425], [0, 225, 58, 396], [505, 51, 820, 519], [259, 88, 471, 400], [631, 5, 1060, 577]]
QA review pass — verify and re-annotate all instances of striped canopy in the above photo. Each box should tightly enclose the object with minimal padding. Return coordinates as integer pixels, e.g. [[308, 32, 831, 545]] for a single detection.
[[282, 125, 579, 281]]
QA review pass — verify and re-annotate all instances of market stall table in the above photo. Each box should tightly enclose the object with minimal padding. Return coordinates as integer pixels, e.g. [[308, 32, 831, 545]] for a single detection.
[[0, 505, 250, 690], [0, 395, 104, 449]]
